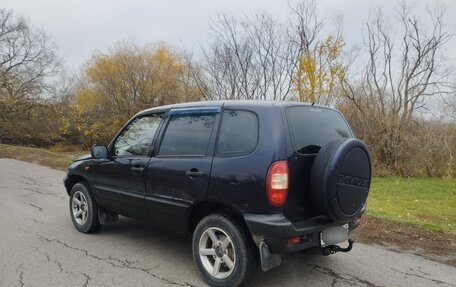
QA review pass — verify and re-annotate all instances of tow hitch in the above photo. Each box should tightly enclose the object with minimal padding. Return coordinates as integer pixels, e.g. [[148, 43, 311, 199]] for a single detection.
[[321, 239, 354, 256]]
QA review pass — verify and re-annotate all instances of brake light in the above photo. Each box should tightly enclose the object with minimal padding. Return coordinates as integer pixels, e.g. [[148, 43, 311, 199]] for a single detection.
[[266, 161, 289, 207]]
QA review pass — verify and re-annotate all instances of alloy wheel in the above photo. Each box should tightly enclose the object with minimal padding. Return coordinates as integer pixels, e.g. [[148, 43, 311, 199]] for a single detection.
[[198, 227, 236, 279], [72, 191, 88, 225]]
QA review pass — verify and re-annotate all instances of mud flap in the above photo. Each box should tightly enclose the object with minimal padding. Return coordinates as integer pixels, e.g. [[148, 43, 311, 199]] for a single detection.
[[259, 241, 281, 272], [98, 208, 118, 225]]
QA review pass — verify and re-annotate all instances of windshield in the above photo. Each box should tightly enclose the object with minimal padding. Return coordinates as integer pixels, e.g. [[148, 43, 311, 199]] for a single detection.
[[286, 106, 352, 155]]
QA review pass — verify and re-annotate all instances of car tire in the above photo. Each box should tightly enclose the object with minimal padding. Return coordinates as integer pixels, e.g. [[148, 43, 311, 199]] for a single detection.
[[192, 213, 257, 287], [69, 182, 101, 233]]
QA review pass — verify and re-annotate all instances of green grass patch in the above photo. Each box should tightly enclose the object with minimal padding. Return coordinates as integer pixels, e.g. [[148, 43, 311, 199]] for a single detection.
[[366, 177, 456, 234], [0, 144, 85, 170]]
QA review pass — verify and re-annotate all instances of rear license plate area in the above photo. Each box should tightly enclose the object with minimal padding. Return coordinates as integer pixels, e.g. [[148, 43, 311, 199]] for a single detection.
[[320, 224, 349, 247]]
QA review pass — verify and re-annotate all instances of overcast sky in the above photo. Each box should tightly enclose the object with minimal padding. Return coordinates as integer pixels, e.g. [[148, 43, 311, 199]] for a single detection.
[[3, 0, 456, 71]]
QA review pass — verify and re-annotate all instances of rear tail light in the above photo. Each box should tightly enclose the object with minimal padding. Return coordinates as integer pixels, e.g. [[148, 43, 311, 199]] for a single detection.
[[266, 160, 289, 207]]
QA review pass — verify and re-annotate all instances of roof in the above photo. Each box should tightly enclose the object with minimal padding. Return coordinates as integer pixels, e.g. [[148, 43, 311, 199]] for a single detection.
[[135, 100, 326, 117]]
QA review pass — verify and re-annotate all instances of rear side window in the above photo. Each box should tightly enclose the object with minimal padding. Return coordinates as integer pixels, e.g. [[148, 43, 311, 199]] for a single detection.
[[216, 110, 258, 157], [286, 107, 352, 155], [158, 113, 215, 156]]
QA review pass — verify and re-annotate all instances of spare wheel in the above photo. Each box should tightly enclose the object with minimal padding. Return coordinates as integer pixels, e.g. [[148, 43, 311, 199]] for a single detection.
[[310, 138, 371, 222]]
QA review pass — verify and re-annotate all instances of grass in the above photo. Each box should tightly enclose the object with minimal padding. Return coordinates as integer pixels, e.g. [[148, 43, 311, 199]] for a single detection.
[[366, 177, 456, 234], [0, 143, 454, 234], [0, 144, 86, 170]]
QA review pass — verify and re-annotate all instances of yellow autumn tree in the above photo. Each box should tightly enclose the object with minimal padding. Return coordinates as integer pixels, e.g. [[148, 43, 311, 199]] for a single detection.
[[291, 35, 347, 105], [73, 42, 203, 146]]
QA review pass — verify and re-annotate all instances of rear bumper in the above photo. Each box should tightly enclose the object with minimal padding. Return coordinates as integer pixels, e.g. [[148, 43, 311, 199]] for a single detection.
[[244, 213, 361, 253]]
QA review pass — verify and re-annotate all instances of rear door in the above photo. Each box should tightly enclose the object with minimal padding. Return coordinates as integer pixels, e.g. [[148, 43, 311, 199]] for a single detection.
[[145, 107, 220, 232], [284, 106, 353, 221]]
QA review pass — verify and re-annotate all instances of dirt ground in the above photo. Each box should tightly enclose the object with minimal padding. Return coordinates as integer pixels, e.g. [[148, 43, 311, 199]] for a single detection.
[[353, 215, 456, 267]]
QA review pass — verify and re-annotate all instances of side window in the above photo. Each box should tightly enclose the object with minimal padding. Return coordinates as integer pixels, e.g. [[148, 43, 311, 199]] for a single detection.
[[158, 113, 216, 156], [113, 113, 163, 156], [216, 110, 258, 157]]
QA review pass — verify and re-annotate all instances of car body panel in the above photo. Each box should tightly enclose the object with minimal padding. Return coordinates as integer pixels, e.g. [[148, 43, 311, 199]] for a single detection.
[[145, 157, 213, 231], [144, 106, 221, 232], [92, 156, 150, 219]]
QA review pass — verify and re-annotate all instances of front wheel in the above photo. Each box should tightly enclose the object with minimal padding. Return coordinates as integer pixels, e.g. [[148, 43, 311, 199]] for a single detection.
[[69, 182, 101, 233], [192, 213, 257, 287]]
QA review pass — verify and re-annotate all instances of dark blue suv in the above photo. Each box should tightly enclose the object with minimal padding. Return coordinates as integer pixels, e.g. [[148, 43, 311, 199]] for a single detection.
[[64, 101, 371, 287]]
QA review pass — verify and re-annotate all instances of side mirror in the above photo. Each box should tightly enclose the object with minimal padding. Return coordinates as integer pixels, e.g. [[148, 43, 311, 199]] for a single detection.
[[91, 145, 108, 159]]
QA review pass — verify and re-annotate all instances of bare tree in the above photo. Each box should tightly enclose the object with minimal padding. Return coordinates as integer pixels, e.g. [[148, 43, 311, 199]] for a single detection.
[[0, 9, 61, 142], [345, 4, 452, 118], [200, 1, 335, 101], [442, 88, 456, 121], [341, 2, 453, 169], [201, 13, 263, 100], [0, 10, 60, 100]]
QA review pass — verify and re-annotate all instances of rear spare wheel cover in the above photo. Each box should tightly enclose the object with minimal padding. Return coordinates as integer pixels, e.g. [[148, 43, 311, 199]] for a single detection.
[[310, 139, 371, 222]]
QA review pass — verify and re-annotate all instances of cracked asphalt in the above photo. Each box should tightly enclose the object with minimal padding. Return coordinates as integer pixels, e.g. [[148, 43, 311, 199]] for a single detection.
[[0, 158, 455, 287]]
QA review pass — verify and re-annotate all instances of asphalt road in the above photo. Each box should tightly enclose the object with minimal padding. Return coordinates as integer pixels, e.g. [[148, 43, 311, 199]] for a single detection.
[[0, 158, 454, 287]]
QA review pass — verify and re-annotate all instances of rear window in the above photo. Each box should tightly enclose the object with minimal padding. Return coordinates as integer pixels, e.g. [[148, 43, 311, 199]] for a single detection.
[[286, 106, 352, 154]]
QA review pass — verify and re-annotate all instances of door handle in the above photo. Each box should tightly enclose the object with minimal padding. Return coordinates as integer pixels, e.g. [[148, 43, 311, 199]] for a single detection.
[[230, 178, 241, 185], [185, 169, 205, 178], [131, 166, 145, 173]]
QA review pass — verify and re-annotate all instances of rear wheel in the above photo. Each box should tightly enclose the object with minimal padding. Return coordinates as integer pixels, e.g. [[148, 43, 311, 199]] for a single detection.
[[192, 213, 257, 287], [69, 182, 101, 233]]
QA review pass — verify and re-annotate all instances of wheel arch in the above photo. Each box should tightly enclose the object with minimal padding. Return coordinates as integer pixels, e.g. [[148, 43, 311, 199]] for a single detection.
[[64, 174, 87, 195], [188, 201, 248, 234]]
